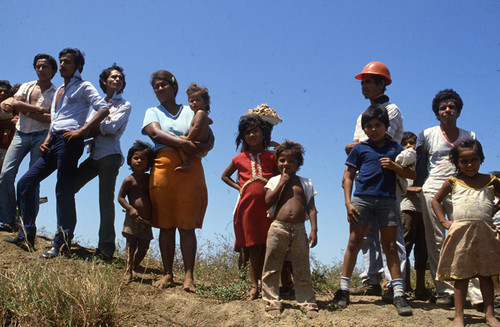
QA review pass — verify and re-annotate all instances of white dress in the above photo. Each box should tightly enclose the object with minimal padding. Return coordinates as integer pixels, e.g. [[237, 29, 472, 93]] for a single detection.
[[437, 176, 500, 280]]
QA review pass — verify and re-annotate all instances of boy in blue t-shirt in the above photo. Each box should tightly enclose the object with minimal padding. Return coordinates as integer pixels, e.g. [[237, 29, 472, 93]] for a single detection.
[[333, 104, 416, 316]]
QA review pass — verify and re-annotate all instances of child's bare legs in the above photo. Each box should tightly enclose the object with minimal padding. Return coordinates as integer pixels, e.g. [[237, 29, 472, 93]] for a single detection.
[[238, 246, 249, 271], [341, 223, 367, 278], [124, 236, 138, 284], [493, 276, 499, 296], [179, 228, 197, 292], [379, 226, 402, 280], [154, 228, 176, 289], [175, 147, 191, 172], [416, 268, 426, 293], [478, 276, 500, 327], [248, 244, 266, 300], [133, 239, 151, 270], [452, 279, 468, 327]]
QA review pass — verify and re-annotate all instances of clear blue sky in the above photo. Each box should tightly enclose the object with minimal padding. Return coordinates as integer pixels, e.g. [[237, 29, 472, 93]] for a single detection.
[[1, 1, 499, 265]]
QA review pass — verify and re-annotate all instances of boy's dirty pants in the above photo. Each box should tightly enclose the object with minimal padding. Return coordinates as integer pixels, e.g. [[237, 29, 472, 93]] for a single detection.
[[262, 220, 317, 311]]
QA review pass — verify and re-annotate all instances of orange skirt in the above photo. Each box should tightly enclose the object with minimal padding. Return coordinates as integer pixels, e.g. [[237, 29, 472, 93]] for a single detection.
[[150, 148, 207, 230]]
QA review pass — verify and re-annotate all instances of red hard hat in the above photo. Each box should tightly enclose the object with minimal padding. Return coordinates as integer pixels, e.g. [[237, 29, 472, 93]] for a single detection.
[[355, 61, 392, 85]]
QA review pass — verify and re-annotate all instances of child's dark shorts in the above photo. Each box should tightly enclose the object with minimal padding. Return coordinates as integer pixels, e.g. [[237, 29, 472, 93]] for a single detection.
[[352, 195, 398, 227]]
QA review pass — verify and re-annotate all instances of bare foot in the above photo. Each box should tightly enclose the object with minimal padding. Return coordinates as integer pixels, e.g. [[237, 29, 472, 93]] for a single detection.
[[246, 286, 259, 300], [266, 309, 281, 317], [153, 274, 174, 289], [183, 275, 196, 292], [123, 270, 134, 285], [486, 316, 500, 327], [451, 316, 465, 327], [306, 310, 318, 319]]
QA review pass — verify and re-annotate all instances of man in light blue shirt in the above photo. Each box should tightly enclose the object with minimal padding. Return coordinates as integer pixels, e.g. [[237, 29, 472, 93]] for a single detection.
[[6, 48, 110, 258], [75, 64, 131, 261]]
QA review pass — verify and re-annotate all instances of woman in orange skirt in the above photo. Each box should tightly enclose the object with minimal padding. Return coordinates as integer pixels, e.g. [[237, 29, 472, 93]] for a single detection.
[[142, 70, 213, 291]]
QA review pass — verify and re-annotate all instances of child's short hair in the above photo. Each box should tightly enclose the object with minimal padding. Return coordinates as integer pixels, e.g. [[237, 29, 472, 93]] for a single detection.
[[236, 114, 272, 152], [127, 140, 155, 171], [449, 138, 485, 170], [275, 140, 305, 168], [361, 104, 390, 129], [432, 89, 463, 117], [401, 131, 417, 145], [186, 82, 210, 113]]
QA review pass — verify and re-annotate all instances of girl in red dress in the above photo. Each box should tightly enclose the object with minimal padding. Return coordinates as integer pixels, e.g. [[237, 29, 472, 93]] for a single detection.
[[222, 114, 276, 300]]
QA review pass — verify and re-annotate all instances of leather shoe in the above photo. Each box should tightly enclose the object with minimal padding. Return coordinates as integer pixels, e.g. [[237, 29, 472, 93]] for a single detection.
[[42, 247, 60, 259], [4, 236, 34, 251]]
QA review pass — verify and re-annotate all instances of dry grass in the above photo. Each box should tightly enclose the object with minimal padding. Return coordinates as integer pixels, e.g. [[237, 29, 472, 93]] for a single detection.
[[0, 257, 121, 326]]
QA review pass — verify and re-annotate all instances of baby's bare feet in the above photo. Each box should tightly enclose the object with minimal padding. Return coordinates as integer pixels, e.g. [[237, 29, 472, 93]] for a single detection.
[[246, 286, 259, 300], [183, 275, 196, 292], [486, 316, 500, 327], [123, 270, 134, 285], [266, 309, 281, 317], [154, 274, 174, 289], [306, 310, 318, 319]]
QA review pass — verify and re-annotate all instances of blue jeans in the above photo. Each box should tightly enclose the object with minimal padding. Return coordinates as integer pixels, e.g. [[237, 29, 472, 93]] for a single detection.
[[16, 132, 83, 249], [0, 130, 47, 227]]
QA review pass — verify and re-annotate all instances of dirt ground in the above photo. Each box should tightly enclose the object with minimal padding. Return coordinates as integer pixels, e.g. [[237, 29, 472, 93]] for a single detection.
[[0, 231, 494, 327]]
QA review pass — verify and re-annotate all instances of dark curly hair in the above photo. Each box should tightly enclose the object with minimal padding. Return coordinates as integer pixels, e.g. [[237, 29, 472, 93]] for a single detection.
[[99, 63, 126, 94], [432, 89, 463, 118], [127, 140, 155, 171], [275, 140, 305, 168], [33, 54, 58, 75], [449, 139, 484, 173], [186, 82, 210, 113], [235, 114, 271, 152], [59, 48, 85, 72]]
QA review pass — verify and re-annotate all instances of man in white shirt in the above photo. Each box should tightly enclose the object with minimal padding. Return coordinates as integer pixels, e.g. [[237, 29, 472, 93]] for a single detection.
[[0, 54, 57, 232], [5, 48, 109, 258], [415, 89, 480, 306]]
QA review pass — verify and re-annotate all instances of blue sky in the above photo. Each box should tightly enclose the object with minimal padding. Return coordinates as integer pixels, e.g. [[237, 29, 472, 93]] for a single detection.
[[1, 1, 499, 265]]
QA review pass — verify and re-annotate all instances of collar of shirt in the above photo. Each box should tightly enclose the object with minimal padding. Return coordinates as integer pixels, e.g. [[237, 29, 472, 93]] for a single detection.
[[373, 94, 390, 104]]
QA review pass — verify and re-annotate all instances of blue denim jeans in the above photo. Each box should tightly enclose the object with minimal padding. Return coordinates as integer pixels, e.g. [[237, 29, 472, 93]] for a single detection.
[[0, 130, 47, 227], [16, 132, 83, 249]]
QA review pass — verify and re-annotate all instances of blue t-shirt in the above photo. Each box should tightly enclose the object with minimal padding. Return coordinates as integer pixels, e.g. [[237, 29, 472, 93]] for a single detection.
[[142, 105, 194, 152], [346, 139, 403, 198]]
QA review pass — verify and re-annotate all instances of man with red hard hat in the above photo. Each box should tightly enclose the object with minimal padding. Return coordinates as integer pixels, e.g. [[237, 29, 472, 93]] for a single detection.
[[344, 61, 407, 304]]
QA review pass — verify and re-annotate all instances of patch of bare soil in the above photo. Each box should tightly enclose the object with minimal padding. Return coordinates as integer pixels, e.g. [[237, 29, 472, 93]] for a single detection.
[[0, 231, 493, 327]]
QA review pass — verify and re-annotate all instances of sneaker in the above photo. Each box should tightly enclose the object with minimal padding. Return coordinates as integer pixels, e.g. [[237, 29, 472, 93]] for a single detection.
[[393, 295, 413, 316], [332, 289, 350, 309], [382, 287, 394, 304], [350, 283, 382, 296], [435, 293, 454, 306]]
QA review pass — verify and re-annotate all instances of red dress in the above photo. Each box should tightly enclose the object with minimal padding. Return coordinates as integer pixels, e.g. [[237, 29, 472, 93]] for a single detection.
[[233, 151, 275, 249]]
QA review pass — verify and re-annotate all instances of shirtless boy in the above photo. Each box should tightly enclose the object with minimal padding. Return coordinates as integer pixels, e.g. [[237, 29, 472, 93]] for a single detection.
[[118, 140, 155, 284], [262, 140, 319, 318]]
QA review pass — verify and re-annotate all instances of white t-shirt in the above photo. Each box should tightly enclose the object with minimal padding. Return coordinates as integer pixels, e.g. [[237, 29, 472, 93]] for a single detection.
[[353, 101, 404, 143], [417, 125, 476, 194], [264, 175, 317, 220]]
